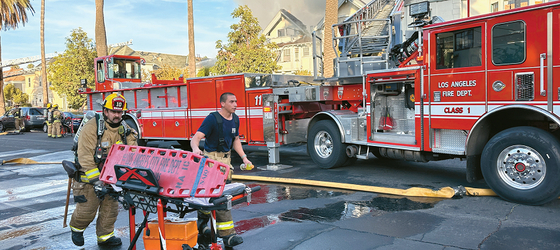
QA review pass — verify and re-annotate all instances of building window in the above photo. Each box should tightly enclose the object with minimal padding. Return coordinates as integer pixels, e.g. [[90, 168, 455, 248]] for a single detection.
[[436, 26, 482, 69], [491, 2, 499, 12], [28, 78, 31, 87], [283, 48, 291, 62], [278, 29, 285, 37], [295, 48, 300, 62], [504, 0, 530, 10], [303, 47, 310, 57], [492, 21, 525, 65]]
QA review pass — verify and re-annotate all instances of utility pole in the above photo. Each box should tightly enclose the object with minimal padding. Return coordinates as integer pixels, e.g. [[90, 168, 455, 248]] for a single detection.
[[188, 0, 196, 78]]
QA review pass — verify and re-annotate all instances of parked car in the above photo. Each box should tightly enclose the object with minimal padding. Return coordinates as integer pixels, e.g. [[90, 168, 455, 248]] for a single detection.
[[42, 112, 84, 133], [0, 107, 46, 132]]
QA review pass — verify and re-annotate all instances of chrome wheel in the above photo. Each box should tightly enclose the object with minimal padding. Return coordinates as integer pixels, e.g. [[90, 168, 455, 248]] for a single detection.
[[497, 145, 546, 190], [314, 130, 333, 159]]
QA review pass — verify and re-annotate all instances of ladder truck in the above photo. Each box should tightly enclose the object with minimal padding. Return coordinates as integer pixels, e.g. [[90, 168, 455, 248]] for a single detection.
[[82, 0, 560, 205]]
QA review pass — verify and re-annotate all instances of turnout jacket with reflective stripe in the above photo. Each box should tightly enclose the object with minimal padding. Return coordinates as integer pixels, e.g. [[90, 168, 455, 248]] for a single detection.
[[77, 118, 138, 182]]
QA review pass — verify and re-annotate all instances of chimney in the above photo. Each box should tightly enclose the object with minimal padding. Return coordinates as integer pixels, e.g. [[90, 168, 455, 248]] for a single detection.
[[323, 0, 338, 78]]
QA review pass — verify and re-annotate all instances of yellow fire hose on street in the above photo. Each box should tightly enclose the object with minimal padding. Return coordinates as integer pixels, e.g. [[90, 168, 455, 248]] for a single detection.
[[1, 158, 61, 165], [1, 157, 497, 198], [233, 175, 497, 198]]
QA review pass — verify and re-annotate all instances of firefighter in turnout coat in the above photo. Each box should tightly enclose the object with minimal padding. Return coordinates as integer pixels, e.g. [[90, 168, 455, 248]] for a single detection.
[[52, 104, 63, 138], [46, 103, 54, 137], [69, 93, 138, 246], [13, 104, 24, 133]]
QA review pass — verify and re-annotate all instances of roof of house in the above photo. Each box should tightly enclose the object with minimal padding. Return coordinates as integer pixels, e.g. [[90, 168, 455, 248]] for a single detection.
[[3, 68, 25, 81], [263, 9, 310, 38], [315, 0, 368, 30], [110, 45, 188, 68]]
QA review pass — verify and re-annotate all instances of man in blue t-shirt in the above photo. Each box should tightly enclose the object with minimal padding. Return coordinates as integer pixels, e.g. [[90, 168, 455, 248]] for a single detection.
[[191, 92, 252, 248]]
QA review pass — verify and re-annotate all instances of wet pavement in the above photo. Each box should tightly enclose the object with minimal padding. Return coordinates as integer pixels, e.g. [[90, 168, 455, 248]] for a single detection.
[[1, 134, 560, 249]]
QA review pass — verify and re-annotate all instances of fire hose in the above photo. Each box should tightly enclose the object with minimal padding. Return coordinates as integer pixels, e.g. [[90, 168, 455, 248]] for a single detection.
[[232, 175, 497, 198], [2, 157, 496, 198]]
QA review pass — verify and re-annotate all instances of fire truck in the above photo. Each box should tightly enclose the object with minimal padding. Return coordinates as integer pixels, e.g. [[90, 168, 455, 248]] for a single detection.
[[82, 0, 560, 205]]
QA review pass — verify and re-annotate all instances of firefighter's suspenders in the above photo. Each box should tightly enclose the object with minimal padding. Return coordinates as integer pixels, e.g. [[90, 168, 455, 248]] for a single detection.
[[211, 112, 239, 151]]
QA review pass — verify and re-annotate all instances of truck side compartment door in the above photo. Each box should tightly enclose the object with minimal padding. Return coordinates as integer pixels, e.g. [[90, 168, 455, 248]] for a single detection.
[[188, 78, 217, 138], [215, 75, 247, 141]]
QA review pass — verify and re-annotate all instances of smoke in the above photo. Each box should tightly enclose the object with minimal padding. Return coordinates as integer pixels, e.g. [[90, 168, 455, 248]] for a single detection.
[[233, 0, 326, 29]]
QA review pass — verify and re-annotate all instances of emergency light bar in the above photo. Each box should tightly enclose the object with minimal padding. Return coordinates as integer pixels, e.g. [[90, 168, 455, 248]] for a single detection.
[[409, 1, 430, 18]]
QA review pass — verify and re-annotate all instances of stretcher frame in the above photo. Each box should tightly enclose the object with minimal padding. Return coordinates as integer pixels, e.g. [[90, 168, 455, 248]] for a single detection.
[[99, 145, 260, 250]]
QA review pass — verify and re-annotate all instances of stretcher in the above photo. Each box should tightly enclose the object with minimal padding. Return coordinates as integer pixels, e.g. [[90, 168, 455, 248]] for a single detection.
[[99, 144, 260, 250]]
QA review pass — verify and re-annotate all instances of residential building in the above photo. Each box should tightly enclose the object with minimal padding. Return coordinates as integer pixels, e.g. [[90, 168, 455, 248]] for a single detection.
[[262, 9, 314, 75]]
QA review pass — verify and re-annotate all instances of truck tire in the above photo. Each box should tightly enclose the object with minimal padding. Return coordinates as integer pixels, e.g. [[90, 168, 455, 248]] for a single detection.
[[481, 126, 560, 205], [123, 117, 147, 146], [307, 120, 348, 169], [178, 140, 192, 151]]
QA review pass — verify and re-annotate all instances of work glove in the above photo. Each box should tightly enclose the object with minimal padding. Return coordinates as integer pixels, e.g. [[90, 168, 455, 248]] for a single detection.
[[93, 180, 108, 199]]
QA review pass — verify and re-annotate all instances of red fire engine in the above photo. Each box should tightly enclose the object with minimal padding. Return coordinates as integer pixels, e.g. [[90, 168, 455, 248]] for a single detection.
[[82, 0, 560, 205]]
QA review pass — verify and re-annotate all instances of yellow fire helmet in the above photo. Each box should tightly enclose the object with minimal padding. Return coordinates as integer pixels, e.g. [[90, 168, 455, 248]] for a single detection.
[[53, 104, 59, 109], [103, 93, 127, 111], [46, 103, 52, 108]]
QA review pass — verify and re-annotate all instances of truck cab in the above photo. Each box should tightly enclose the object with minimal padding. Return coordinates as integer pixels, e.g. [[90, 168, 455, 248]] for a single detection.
[[95, 55, 143, 91]]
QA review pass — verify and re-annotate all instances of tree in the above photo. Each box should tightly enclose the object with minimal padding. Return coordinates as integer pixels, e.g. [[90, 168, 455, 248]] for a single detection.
[[95, 0, 108, 57], [27, 63, 34, 69], [148, 64, 188, 82], [211, 5, 280, 75], [0, 0, 34, 115], [187, 0, 196, 78], [196, 66, 210, 77], [293, 69, 312, 76], [47, 28, 97, 110], [41, 0, 48, 107], [4, 84, 29, 105], [11, 65, 20, 69]]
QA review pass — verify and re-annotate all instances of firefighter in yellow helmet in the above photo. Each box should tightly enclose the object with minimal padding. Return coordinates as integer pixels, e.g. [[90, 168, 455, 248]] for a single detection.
[[46, 103, 52, 136], [52, 104, 63, 138], [46, 103, 54, 137], [69, 93, 138, 246]]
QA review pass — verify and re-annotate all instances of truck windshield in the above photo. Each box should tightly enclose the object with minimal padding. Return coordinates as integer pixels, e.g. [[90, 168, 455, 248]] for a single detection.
[[109, 58, 141, 80]]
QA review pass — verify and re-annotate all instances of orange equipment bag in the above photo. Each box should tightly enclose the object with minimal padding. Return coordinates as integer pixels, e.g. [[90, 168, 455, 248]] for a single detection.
[[143, 219, 198, 250]]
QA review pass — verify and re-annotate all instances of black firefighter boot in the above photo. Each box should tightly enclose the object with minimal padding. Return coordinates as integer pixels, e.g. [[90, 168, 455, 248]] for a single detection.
[[98, 236, 122, 246], [223, 234, 243, 248], [71, 231, 84, 246], [197, 214, 212, 247]]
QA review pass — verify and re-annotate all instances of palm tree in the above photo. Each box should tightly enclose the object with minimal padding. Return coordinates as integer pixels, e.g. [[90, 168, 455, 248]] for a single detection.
[[187, 0, 196, 78], [0, 0, 34, 116], [40, 0, 47, 107], [95, 0, 108, 57]]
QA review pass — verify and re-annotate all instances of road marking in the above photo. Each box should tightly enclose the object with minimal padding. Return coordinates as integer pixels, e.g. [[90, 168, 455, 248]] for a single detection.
[[0, 149, 49, 158], [0, 179, 67, 196]]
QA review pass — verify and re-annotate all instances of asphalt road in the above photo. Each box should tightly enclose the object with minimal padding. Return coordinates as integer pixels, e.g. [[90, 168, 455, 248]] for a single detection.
[[1, 130, 559, 250]]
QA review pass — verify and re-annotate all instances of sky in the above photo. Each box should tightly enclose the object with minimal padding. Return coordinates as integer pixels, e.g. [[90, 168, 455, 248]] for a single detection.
[[2, 0, 326, 64]]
